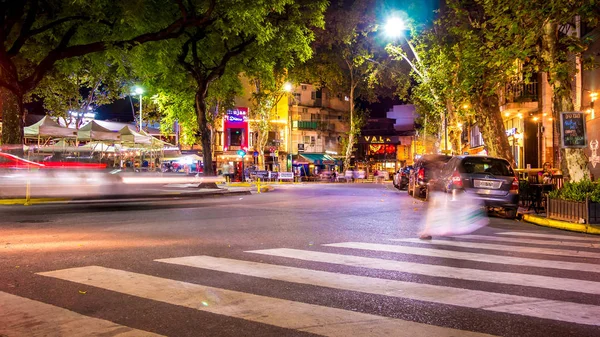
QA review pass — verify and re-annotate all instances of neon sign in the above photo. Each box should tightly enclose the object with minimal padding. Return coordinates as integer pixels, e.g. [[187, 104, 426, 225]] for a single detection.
[[226, 108, 248, 123]]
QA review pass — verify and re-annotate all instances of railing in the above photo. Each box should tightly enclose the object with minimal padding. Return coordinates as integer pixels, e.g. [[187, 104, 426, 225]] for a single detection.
[[293, 120, 335, 131], [504, 81, 538, 104]]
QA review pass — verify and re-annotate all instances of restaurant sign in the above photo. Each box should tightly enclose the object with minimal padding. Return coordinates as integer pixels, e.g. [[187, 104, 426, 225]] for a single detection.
[[360, 135, 400, 144], [560, 112, 586, 148]]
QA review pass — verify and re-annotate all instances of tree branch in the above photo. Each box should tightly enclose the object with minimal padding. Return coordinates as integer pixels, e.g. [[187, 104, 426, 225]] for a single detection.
[[20, 0, 217, 92], [205, 37, 256, 84], [6, 0, 38, 56]]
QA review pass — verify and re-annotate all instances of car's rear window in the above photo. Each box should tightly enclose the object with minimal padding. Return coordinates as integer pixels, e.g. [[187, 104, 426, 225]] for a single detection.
[[460, 157, 514, 176]]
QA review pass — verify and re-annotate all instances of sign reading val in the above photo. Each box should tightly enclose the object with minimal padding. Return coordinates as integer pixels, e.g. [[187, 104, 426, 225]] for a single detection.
[[560, 112, 586, 148], [360, 135, 400, 144]]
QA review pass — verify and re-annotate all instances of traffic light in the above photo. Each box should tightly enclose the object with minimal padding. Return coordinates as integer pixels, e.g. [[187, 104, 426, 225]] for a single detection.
[[237, 149, 246, 158]]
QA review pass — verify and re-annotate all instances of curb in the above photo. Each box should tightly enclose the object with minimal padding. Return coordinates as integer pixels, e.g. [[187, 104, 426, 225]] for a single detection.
[[0, 198, 69, 205], [0, 190, 251, 206], [522, 213, 600, 235]]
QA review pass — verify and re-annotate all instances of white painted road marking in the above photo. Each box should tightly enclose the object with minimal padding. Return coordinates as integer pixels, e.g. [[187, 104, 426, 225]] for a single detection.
[[456, 235, 600, 249], [391, 238, 600, 259], [38, 266, 494, 337], [323, 242, 600, 273], [497, 232, 600, 242], [157, 255, 600, 326], [0, 291, 163, 337], [247, 248, 600, 295]]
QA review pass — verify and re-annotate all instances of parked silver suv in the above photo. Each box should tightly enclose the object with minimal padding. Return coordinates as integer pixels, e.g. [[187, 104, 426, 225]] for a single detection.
[[436, 156, 519, 218]]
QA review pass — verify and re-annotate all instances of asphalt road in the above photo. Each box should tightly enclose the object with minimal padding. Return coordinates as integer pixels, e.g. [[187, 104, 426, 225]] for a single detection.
[[1, 183, 599, 337]]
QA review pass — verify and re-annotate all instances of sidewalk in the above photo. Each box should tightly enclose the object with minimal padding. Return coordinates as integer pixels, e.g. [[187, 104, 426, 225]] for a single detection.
[[519, 207, 600, 235]]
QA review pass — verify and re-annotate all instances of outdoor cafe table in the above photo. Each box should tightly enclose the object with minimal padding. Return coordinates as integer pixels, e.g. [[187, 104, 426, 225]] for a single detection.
[[527, 183, 554, 214]]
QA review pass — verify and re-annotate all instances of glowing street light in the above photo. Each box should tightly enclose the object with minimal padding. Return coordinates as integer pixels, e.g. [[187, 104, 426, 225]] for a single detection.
[[384, 17, 406, 37], [283, 82, 293, 92], [132, 86, 144, 131]]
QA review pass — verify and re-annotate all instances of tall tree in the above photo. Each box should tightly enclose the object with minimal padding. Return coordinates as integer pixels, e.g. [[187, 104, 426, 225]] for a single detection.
[[0, 0, 216, 146], [294, 0, 383, 169], [479, 0, 599, 181], [132, 0, 326, 175], [31, 54, 125, 128]]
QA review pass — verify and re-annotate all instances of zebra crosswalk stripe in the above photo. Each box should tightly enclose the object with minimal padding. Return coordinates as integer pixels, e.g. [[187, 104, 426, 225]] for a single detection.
[[0, 291, 164, 337], [38, 266, 493, 337], [391, 238, 600, 259], [156, 255, 600, 326], [497, 232, 600, 242], [456, 235, 600, 248], [322, 242, 600, 273], [247, 248, 600, 295]]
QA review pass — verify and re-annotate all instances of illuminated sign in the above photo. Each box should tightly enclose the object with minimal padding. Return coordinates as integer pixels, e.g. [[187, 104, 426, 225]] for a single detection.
[[360, 135, 400, 144], [226, 108, 248, 123], [590, 140, 600, 168], [505, 128, 517, 136]]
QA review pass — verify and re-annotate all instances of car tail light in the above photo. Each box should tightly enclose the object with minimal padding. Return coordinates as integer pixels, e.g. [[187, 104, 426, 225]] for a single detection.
[[401, 171, 406, 177], [451, 170, 463, 188], [417, 168, 425, 180], [510, 176, 519, 193]]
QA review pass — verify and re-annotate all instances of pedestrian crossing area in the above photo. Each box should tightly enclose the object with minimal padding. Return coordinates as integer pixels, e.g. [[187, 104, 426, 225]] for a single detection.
[[2, 230, 600, 336]]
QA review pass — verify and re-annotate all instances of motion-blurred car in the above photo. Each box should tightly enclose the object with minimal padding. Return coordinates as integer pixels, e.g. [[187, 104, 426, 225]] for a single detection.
[[393, 166, 412, 190], [436, 155, 519, 219], [408, 154, 451, 199], [0, 152, 45, 169]]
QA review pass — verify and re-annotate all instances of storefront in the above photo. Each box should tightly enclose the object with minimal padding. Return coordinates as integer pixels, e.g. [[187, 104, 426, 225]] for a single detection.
[[292, 153, 341, 176], [223, 107, 249, 152], [356, 135, 400, 174]]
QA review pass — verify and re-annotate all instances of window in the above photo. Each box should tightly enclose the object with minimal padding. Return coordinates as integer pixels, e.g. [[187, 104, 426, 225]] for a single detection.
[[311, 136, 316, 144], [302, 108, 308, 113], [460, 157, 514, 176], [303, 135, 311, 144], [228, 128, 244, 146], [311, 114, 317, 121], [293, 93, 301, 102], [470, 125, 484, 148], [311, 91, 316, 100], [301, 85, 307, 91]]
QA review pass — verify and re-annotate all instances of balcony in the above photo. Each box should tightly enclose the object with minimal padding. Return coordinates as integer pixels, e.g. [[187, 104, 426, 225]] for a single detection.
[[293, 120, 335, 132], [500, 81, 540, 114]]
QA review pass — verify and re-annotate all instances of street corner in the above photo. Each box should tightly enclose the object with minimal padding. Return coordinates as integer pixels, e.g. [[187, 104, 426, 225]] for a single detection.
[[522, 213, 600, 235]]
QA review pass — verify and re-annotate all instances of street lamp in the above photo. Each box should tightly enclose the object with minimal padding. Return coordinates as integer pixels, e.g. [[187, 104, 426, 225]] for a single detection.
[[385, 16, 445, 153], [132, 86, 144, 131]]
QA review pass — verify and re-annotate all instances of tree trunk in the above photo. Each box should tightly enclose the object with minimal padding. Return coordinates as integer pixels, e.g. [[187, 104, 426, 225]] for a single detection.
[[195, 87, 215, 176], [445, 100, 461, 154], [257, 122, 269, 170], [542, 21, 589, 182], [0, 87, 24, 148], [474, 94, 514, 163], [343, 85, 356, 170]]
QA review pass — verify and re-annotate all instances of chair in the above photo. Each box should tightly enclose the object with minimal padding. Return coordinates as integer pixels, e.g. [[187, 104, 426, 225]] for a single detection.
[[551, 175, 564, 190]]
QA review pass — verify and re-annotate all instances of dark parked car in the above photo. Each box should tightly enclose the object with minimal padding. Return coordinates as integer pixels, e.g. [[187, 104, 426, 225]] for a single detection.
[[393, 166, 412, 190], [408, 154, 451, 199], [436, 155, 519, 218]]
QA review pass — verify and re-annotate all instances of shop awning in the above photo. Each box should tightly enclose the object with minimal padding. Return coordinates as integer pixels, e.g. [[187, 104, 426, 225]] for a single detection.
[[299, 153, 338, 165]]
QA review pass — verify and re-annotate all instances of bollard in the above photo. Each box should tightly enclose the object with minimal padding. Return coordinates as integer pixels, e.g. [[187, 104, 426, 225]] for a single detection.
[[24, 179, 32, 206], [257, 178, 261, 193]]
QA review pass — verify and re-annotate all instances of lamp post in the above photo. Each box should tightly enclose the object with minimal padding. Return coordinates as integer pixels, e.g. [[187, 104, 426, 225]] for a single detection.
[[132, 87, 144, 131], [384, 17, 445, 154]]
